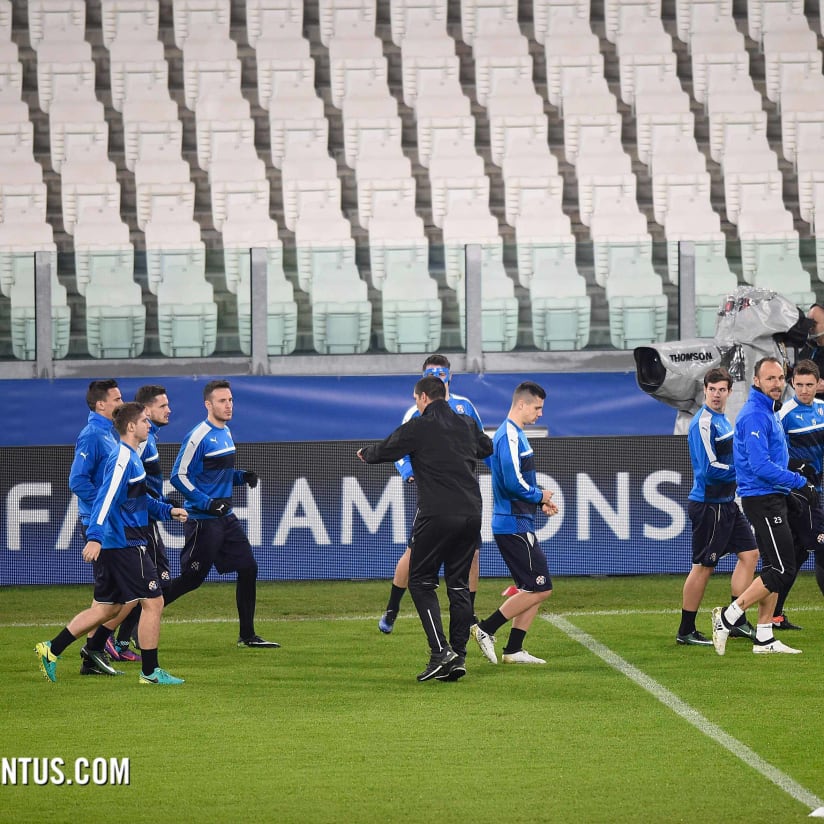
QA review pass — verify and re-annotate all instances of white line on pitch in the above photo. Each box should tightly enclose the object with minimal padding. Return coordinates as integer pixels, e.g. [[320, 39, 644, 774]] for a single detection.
[[544, 613, 824, 816]]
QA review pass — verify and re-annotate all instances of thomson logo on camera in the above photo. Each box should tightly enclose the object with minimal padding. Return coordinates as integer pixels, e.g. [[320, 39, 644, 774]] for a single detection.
[[668, 351, 715, 363]]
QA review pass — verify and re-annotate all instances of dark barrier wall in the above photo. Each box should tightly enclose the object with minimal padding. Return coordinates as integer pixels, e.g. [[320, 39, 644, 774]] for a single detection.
[[2, 435, 793, 586], [0, 372, 675, 446]]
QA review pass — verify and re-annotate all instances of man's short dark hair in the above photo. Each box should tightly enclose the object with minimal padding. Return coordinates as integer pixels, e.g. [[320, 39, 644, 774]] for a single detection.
[[704, 367, 732, 389], [415, 375, 446, 400], [135, 384, 166, 405], [112, 402, 145, 436], [422, 354, 450, 371], [513, 381, 546, 402], [204, 379, 231, 401], [793, 358, 821, 382], [753, 356, 783, 378], [86, 379, 118, 411]]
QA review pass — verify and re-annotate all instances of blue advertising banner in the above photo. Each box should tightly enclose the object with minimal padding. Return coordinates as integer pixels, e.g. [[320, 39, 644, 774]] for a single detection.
[[1, 436, 794, 587], [0, 371, 675, 447]]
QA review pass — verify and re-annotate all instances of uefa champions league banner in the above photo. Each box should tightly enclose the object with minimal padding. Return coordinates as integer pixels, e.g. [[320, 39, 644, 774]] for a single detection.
[[0, 436, 769, 586]]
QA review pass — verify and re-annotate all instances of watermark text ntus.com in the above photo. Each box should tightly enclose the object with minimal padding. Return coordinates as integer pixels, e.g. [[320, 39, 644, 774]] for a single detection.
[[2, 757, 129, 786]]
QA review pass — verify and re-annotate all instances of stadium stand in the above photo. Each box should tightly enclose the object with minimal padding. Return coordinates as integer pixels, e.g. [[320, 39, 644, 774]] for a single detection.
[[3, 0, 824, 361]]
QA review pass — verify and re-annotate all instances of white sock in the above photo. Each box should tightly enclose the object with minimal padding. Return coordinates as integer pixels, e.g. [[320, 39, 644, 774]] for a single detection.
[[755, 623, 774, 643], [723, 602, 744, 626]]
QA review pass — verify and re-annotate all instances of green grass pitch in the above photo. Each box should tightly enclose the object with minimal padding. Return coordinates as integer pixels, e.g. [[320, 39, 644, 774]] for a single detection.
[[1, 573, 822, 823]]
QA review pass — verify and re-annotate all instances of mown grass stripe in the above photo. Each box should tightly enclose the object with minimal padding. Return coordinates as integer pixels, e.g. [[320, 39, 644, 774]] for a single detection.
[[546, 613, 824, 815]]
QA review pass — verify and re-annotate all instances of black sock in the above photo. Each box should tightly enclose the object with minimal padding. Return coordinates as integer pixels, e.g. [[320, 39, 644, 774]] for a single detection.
[[503, 628, 527, 654], [88, 625, 112, 652], [117, 604, 141, 643], [678, 609, 697, 636], [386, 584, 406, 614], [50, 627, 76, 657], [479, 609, 508, 636], [236, 567, 257, 640], [141, 648, 159, 677]]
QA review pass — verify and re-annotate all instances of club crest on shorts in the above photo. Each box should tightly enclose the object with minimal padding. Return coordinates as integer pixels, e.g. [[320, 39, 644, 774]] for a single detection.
[[148, 580, 157, 590], [536, 575, 546, 585]]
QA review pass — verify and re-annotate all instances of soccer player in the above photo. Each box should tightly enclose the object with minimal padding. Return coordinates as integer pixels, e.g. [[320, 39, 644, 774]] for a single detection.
[[470, 381, 558, 666], [68, 378, 138, 674], [775, 359, 824, 627], [164, 379, 279, 648], [378, 354, 486, 634], [795, 303, 824, 399], [35, 402, 188, 685], [677, 367, 758, 646], [711, 357, 817, 656], [112, 385, 176, 655], [358, 375, 493, 681]]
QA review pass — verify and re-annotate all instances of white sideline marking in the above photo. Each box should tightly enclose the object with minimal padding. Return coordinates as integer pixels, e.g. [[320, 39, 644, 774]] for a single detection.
[[545, 613, 824, 815]]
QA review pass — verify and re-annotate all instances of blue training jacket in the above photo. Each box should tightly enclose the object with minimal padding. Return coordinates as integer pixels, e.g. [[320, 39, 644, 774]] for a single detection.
[[490, 418, 543, 534], [733, 386, 806, 498], [68, 412, 119, 525], [394, 392, 485, 481], [86, 442, 172, 549], [779, 395, 824, 490], [170, 420, 246, 518], [687, 404, 737, 503]]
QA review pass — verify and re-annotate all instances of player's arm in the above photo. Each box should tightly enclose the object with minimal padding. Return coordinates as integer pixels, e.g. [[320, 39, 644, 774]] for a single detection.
[[359, 420, 419, 465], [743, 422, 806, 491], [496, 432, 543, 504], [393, 404, 418, 481], [68, 431, 99, 507], [695, 424, 735, 483], [84, 450, 128, 558], [170, 436, 212, 511]]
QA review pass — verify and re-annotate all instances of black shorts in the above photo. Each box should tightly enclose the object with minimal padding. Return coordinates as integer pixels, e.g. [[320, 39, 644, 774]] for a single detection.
[[147, 520, 171, 583], [493, 532, 553, 592], [180, 514, 256, 575], [788, 498, 824, 552], [93, 545, 163, 605], [687, 500, 756, 567], [741, 494, 797, 591]]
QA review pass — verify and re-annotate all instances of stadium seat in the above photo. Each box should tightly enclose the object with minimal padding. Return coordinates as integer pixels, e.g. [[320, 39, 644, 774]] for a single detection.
[[675, 0, 733, 45], [737, 194, 799, 283], [256, 53, 315, 112], [281, 145, 341, 232], [355, 148, 414, 230], [208, 145, 270, 232], [460, 0, 517, 47], [0, 211, 56, 298], [28, 1, 86, 51], [134, 149, 195, 231], [195, 92, 254, 172], [246, 0, 304, 48], [309, 260, 372, 355], [455, 257, 518, 352], [664, 197, 726, 285], [36, 40, 94, 114], [529, 255, 591, 350], [533, 0, 590, 47], [49, 97, 108, 174], [234, 257, 298, 356], [693, 246, 738, 338], [590, 195, 652, 288], [156, 267, 218, 358], [294, 200, 356, 293], [502, 139, 562, 227], [381, 259, 442, 353], [429, 146, 489, 229], [390, 0, 447, 47], [72, 206, 133, 297], [367, 200, 428, 289], [109, 37, 167, 113], [604, 257, 668, 349], [514, 208, 575, 288], [221, 204, 284, 294], [604, 0, 661, 44], [182, 37, 240, 111], [690, 22, 748, 106], [442, 201, 502, 290], [144, 205, 206, 295], [173, 0, 230, 50], [101, 0, 160, 50], [122, 94, 182, 172], [60, 147, 120, 236], [9, 267, 70, 360], [706, 75, 767, 165], [318, 0, 377, 48]]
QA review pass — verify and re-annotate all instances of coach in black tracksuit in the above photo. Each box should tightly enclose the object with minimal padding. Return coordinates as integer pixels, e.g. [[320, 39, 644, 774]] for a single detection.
[[358, 375, 493, 683]]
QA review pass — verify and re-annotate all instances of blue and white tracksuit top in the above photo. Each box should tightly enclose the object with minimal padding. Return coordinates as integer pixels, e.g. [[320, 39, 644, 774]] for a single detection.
[[86, 442, 173, 549], [490, 418, 543, 535], [394, 393, 485, 481], [733, 386, 806, 498], [688, 405, 737, 503], [170, 420, 246, 519], [779, 395, 824, 490], [68, 412, 119, 526]]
